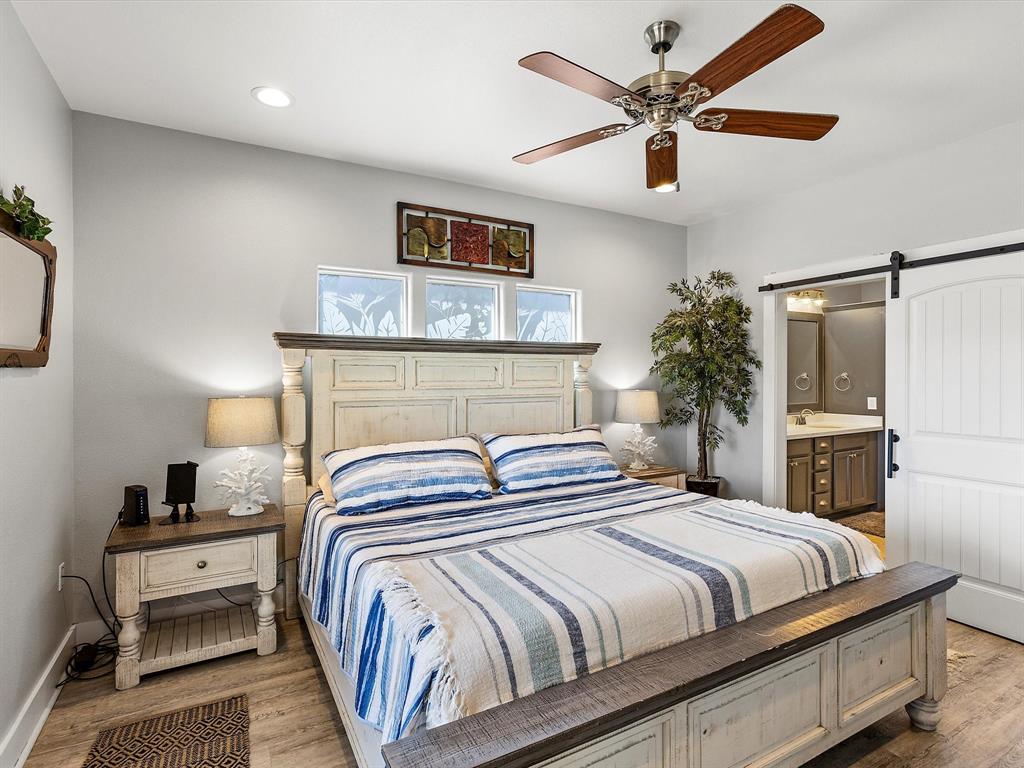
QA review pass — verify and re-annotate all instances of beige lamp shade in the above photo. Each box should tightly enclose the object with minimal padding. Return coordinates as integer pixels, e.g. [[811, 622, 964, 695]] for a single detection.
[[614, 390, 660, 425], [205, 396, 279, 448]]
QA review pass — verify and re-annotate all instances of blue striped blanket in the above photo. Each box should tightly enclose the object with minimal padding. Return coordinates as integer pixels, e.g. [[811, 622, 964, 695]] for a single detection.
[[299, 478, 883, 742]]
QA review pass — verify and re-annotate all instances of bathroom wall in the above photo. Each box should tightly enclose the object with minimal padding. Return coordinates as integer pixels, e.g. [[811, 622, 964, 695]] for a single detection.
[[824, 304, 885, 416]]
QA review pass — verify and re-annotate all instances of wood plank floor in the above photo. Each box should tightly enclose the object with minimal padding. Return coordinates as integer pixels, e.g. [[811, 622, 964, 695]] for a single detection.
[[25, 617, 1023, 768]]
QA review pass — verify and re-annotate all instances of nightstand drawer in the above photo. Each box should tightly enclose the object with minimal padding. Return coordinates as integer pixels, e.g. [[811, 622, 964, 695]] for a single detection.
[[140, 537, 258, 597]]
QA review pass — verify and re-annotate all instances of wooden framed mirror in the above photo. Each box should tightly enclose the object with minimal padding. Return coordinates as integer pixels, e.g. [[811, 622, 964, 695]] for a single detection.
[[0, 210, 57, 368], [787, 311, 824, 413]]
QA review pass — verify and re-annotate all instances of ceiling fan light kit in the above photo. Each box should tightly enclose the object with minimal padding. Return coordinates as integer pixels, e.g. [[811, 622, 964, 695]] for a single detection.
[[514, 4, 839, 193]]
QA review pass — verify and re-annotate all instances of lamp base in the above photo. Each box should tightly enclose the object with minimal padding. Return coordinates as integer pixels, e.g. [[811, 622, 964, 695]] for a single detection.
[[621, 423, 657, 472], [227, 500, 265, 517]]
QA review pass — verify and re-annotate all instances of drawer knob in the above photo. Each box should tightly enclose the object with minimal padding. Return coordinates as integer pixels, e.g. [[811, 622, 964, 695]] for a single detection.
[[819, 478, 827, 485], [819, 500, 827, 506], [196, 560, 208, 570]]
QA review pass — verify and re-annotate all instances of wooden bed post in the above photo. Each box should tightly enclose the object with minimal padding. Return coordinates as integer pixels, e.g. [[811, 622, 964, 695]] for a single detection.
[[574, 355, 593, 426], [906, 593, 947, 730], [281, 346, 307, 620]]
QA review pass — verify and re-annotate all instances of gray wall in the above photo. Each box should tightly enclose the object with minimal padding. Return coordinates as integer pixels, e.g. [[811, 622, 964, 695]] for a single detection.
[[0, 0, 75, 750], [824, 304, 885, 416], [687, 120, 1024, 502], [71, 113, 687, 613]]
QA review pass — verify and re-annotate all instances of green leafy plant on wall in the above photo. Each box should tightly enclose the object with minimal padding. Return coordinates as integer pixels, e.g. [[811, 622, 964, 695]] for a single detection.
[[650, 270, 761, 481], [0, 185, 53, 241]]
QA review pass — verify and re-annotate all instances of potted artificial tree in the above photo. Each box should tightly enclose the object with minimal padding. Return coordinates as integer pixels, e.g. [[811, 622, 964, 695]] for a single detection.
[[650, 270, 760, 497]]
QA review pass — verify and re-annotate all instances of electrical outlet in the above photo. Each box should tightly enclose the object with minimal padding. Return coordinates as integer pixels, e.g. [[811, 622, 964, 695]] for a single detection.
[[57, 562, 65, 591], [867, 396, 878, 411]]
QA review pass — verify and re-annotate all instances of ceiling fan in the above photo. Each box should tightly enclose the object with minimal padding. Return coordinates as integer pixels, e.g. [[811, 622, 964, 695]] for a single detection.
[[513, 4, 839, 193]]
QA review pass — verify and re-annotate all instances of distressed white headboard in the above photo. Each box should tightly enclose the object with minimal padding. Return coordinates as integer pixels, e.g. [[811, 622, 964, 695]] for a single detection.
[[274, 332, 600, 617]]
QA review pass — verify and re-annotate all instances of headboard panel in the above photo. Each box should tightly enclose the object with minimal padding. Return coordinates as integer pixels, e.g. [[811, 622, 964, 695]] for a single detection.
[[274, 332, 600, 617]]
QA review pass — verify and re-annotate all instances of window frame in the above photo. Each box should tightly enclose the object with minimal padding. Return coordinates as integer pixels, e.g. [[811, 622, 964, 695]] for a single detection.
[[424, 274, 503, 341], [316, 265, 412, 337], [514, 283, 581, 343]]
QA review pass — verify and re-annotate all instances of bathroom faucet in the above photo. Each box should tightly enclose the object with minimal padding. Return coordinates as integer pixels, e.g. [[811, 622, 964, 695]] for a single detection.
[[795, 409, 816, 426]]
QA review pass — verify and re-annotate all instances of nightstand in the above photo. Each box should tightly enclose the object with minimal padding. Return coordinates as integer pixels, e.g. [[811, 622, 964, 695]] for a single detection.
[[623, 465, 686, 489], [104, 504, 284, 690]]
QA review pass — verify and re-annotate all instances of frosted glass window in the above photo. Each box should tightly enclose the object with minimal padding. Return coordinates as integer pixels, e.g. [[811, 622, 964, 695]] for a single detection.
[[516, 286, 577, 342], [426, 279, 498, 340], [317, 268, 407, 336]]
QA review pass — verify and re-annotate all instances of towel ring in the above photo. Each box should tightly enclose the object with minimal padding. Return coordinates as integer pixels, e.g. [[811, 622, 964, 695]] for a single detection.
[[794, 372, 811, 391], [833, 371, 852, 392]]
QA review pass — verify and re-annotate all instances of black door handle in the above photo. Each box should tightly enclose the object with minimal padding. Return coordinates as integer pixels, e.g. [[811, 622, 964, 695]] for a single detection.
[[887, 428, 900, 478]]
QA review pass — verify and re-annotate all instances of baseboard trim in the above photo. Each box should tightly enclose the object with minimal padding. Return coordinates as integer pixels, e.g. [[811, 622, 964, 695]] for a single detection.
[[0, 624, 75, 768]]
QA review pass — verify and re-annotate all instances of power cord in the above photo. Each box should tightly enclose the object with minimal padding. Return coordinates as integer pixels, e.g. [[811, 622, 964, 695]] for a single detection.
[[57, 513, 124, 686], [216, 589, 251, 607]]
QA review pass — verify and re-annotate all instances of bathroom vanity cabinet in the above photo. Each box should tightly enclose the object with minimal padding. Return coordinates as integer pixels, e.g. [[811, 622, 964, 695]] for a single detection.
[[787, 431, 878, 517]]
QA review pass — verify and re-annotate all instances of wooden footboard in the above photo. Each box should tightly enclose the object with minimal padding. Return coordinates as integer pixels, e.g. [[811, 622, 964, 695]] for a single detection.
[[380, 562, 957, 768]]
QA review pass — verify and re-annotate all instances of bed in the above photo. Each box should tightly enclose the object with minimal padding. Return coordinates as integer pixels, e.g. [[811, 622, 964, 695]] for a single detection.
[[274, 333, 957, 768]]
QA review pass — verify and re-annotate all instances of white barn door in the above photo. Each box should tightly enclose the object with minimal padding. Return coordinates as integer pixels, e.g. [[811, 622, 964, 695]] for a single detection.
[[886, 248, 1024, 641]]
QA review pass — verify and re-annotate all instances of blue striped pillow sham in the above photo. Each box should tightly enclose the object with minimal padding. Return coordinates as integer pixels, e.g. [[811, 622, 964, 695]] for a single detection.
[[322, 436, 492, 516], [481, 425, 623, 494]]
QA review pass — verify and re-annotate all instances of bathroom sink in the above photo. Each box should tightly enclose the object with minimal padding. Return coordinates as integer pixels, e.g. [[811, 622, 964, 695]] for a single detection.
[[788, 423, 854, 435]]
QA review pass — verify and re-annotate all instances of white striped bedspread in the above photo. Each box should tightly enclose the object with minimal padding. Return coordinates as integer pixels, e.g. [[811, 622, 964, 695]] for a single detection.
[[299, 478, 884, 742]]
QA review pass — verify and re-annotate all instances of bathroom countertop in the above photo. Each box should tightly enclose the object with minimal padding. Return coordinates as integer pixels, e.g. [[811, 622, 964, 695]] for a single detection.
[[786, 414, 884, 440]]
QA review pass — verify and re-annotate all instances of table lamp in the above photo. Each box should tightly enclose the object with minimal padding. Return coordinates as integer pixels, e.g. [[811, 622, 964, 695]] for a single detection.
[[614, 389, 660, 471], [205, 396, 279, 516]]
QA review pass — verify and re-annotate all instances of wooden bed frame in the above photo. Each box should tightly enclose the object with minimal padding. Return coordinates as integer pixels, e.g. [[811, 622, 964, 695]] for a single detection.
[[274, 333, 958, 768]]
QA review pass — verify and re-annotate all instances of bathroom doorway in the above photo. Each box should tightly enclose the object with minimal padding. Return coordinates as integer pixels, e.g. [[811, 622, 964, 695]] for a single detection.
[[782, 280, 888, 554], [762, 231, 1024, 640]]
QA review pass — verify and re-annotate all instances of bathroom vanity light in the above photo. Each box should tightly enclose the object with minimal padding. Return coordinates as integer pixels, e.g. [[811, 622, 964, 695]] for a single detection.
[[791, 289, 827, 307]]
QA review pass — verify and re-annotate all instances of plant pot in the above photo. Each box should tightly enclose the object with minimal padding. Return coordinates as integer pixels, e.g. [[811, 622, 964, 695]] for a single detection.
[[685, 475, 723, 498]]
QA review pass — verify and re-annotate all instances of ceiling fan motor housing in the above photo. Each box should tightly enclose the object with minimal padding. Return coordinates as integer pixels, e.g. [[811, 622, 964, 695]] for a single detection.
[[627, 21, 690, 130], [643, 20, 680, 54]]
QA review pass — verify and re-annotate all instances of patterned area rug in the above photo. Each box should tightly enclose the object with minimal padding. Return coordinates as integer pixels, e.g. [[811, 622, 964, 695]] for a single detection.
[[839, 510, 885, 538], [82, 695, 249, 768]]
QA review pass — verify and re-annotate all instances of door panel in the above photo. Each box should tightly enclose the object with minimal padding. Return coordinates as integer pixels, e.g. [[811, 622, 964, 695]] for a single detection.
[[887, 247, 1024, 641]]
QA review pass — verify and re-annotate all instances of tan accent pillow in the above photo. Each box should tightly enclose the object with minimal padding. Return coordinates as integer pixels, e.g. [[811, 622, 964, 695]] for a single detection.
[[317, 473, 336, 505]]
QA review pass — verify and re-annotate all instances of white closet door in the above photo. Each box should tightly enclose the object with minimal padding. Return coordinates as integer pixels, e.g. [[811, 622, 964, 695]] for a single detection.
[[886, 249, 1024, 641]]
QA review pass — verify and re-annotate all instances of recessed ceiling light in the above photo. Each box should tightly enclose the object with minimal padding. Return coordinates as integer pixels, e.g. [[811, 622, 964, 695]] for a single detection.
[[654, 182, 680, 193], [250, 86, 292, 108]]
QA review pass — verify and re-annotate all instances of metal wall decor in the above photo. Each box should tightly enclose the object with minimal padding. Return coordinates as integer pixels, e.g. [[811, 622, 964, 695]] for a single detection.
[[397, 202, 534, 278]]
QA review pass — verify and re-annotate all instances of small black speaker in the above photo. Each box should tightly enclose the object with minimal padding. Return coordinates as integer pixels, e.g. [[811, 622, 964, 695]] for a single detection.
[[120, 485, 150, 526], [160, 460, 199, 525]]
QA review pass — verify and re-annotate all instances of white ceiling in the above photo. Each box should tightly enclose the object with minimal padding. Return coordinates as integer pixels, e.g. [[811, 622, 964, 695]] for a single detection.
[[13, 1, 1024, 226]]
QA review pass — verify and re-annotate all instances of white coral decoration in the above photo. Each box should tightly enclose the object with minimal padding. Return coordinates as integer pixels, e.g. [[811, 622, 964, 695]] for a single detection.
[[620, 424, 657, 471], [215, 447, 271, 516]]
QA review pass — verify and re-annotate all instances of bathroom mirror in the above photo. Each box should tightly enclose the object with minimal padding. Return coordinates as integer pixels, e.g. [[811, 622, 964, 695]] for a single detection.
[[0, 211, 57, 368], [787, 312, 823, 413]]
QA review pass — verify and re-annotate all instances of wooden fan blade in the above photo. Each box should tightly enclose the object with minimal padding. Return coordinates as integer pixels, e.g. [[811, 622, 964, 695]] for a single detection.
[[676, 5, 824, 104], [519, 52, 640, 105], [693, 108, 838, 140], [513, 124, 628, 164]]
